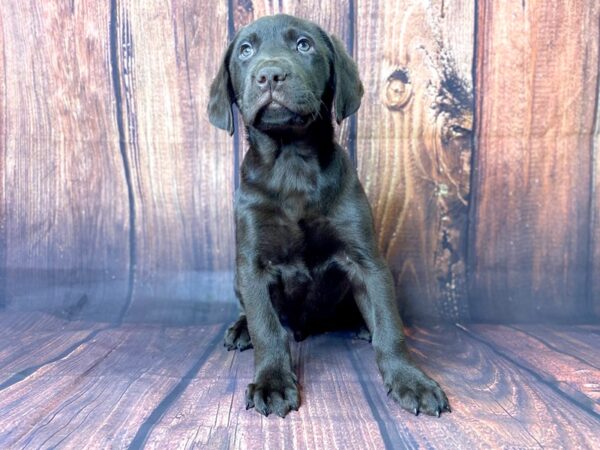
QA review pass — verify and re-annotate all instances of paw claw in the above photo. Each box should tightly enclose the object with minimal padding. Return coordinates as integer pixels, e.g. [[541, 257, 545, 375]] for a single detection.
[[385, 364, 450, 418], [245, 369, 300, 418]]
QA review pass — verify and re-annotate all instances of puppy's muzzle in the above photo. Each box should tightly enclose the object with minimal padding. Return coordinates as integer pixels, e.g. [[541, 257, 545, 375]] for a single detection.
[[255, 66, 289, 92]]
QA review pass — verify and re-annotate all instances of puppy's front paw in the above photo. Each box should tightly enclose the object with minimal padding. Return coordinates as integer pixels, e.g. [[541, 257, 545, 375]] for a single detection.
[[245, 368, 299, 417], [385, 365, 450, 417]]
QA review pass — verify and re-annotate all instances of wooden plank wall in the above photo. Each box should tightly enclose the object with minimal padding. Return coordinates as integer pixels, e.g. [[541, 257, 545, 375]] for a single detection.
[[356, 0, 474, 321], [111, 0, 235, 322], [0, 0, 599, 323], [592, 40, 600, 319], [0, 1, 131, 319], [469, 0, 600, 322]]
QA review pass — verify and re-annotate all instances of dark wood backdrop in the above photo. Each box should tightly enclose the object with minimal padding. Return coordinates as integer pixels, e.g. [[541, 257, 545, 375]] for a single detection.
[[0, 0, 598, 323]]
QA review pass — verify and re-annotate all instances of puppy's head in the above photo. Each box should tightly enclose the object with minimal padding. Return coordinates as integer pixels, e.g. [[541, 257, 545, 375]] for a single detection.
[[208, 14, 363, 135]]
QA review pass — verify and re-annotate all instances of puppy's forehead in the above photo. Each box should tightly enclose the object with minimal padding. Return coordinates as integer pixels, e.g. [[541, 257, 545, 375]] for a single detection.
[[238, 14, 323, 41]]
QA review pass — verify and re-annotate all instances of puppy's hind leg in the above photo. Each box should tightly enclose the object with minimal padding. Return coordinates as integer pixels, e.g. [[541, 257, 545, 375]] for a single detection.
[[224, 314, 253, 351]]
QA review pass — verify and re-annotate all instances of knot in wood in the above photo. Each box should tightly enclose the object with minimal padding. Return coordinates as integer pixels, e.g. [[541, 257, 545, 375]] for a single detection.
[[384, 68, 412, 111], [435, 183, 449, 197]]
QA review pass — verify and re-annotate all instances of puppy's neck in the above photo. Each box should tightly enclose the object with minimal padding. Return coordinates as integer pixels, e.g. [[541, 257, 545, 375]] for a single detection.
[[241, 117, 339, 208], [245, 118, 335, 166]]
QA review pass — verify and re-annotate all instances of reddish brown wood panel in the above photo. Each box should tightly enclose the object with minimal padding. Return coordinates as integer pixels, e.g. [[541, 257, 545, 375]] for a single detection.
[[0, 314, 104, 389], [2, 314, 600, 448], [112, 0, 235, 319], [469, 1, 600, 321], [355, 0, 474, 321], [466, 324, 600, 412], [348, 330, 542, 448], [0, 1, 130, 319], [0, 7, 6, 309], [0, 318, 226, 448], [513, 324, 600, 368], [1, 0, 599, 325], [142, 336, 388, 449], [430, 325, 600, 448], [592, 82, 600, 317]]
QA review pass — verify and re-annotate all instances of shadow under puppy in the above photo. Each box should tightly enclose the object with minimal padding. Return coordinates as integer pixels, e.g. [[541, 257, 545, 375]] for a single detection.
[[208, 14, 450, 418]]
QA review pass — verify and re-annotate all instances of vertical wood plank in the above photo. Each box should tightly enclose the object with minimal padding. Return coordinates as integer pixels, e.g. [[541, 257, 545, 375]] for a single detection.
[[591, 60, 600, 317], [356, 0, 475, 321], [113, 0, 235, 319], [0, 1, 130, 319], [0, 7, 6, 309], [469, 1, 600, 321]]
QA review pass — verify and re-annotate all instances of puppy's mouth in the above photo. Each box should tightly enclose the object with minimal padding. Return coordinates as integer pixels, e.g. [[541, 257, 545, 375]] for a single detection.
[[264, 100, 286, 111], [245, 93, 314, 131]]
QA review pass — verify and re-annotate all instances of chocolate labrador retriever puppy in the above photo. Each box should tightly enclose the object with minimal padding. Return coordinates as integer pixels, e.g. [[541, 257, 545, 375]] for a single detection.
[[208, 14, 450, 418]]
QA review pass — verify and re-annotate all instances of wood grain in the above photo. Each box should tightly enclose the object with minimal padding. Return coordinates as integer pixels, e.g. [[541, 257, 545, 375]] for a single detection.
[[0, 313, 105, 388], [0, 1, 130, 319], [438, 325, 600, 448], [349, 328, 544, 448], [469, 0, 600, 321], [1, 1, 600, 324], [466, 324, 600, 412], [0, 319, 225, 448], [143, 335, 387, 449], [512, 324, 600, 370], [1, 313, 600, 448], [592, 63, 600, 317], [355, 0, 474, 321], [0, 5, 6, 310], [111, 0, 235, 319]]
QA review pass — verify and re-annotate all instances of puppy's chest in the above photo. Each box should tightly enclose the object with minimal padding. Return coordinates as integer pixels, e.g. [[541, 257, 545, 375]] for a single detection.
[[259, 213, 343, 268], [255, 149, 343, 265], [267, 148, 320, 200]]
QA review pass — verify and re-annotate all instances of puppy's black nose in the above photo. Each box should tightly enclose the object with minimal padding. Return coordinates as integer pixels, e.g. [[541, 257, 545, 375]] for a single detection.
[[256, 66, 287, 91]]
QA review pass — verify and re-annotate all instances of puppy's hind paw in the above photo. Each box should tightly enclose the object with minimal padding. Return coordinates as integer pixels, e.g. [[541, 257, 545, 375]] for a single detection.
[[354, 324, 372, 342], [224, 315, 253, 351]]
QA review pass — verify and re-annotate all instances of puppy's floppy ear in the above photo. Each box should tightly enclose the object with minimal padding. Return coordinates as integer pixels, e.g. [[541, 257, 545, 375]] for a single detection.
[[329, 34, 364, 124], [208, 43, 235, 135]]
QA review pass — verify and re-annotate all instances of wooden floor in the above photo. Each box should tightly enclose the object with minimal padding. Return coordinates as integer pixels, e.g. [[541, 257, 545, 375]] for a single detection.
[[0, 312, 599, 449]]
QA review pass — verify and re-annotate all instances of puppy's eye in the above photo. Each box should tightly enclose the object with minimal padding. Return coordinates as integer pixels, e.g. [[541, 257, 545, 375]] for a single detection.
[[239, 42, 254, 60], [296, 37, 312, 53]]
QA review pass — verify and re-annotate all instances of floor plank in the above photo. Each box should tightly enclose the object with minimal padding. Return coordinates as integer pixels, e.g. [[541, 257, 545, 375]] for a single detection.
[[456, 324, 600, 448], [349, 327, 542, 449], [1, 314, 599, 449], [143, 334, 387, 450], [0, 313, 107, 388], [465, 324, 600, 412], [0, 321, 225, 448], [511, 325, 600, 368]]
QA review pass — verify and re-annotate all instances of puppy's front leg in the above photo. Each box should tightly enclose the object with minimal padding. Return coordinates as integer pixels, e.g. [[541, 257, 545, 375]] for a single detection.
[[238, 265, 299, 417], [352, 259, 451, 416]]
